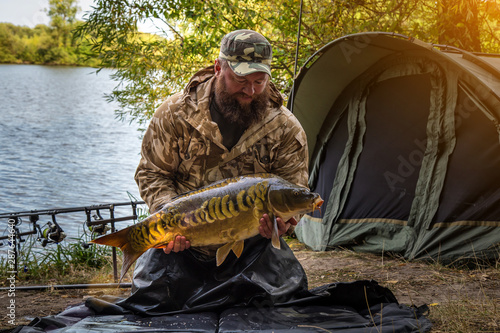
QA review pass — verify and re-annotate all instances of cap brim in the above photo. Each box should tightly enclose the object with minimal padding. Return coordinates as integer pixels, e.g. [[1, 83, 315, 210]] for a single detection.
[[228, 61, 271, 77]]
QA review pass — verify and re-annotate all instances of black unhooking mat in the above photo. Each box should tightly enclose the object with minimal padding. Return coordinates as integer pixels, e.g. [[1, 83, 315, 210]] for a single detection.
[[10, 238, 432, 332]]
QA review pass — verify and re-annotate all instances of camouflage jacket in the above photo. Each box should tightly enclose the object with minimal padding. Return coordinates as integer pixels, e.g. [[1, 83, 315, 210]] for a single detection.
[[135, 66, 309, 212]]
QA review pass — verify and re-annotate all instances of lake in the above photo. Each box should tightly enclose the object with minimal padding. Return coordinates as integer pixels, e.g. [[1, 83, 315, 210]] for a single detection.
[[0, 64, 143, 240]]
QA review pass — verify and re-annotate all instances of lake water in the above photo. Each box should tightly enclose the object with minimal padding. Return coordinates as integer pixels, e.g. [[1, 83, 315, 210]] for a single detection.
[[0, 64, 144, 240]]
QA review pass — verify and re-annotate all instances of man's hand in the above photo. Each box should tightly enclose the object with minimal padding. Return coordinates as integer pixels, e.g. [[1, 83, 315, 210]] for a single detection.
[[259, 214, 298, 239], [163, 235, 191, 254]]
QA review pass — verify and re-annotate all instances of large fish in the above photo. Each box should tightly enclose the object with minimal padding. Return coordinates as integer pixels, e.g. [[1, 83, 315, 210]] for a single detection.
[[91, 173, 323, 280]]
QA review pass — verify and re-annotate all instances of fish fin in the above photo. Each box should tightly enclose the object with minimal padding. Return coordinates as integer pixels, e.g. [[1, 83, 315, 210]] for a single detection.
[[91, 227, 130, 248], [119, 243, 146, 282], [271, 216, 281, 250], [231, 240, 244, 258], [216, 242, 234, 266], [91, 227, 144, 281]]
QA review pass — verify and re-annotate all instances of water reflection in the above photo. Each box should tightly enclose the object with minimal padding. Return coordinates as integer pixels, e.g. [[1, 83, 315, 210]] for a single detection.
[[0, 64, 143, 237]]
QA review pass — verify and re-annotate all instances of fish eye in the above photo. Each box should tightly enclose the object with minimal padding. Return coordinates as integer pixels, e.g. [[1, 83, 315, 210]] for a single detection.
[[293, 190, 300, 196]]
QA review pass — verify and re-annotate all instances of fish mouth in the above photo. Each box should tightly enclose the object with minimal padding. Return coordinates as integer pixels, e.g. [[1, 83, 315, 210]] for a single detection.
[[313, 197, 324, 213]]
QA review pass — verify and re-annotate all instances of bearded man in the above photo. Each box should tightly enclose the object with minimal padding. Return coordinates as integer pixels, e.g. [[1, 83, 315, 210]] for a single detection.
[[124, 29, 310, 315]]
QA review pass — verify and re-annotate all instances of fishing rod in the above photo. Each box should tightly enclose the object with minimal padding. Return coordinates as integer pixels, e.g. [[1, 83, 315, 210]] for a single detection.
[[0, 201, 145, 220], [289, 0, 304, 114], [0, 200, 145, 282], [0, 283, 132, 291]]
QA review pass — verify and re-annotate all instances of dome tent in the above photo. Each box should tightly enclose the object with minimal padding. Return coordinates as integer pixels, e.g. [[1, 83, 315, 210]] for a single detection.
[[290, 32, 500, 262]]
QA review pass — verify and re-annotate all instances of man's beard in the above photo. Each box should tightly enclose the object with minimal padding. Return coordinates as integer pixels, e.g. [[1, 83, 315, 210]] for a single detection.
[[214, 77, 270, 127]]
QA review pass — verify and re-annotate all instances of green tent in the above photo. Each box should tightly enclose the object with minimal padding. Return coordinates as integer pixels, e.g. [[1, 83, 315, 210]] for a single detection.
[[291, 32, 500, 262]]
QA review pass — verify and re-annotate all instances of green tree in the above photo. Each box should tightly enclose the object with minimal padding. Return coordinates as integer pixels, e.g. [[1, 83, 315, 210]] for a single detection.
[[0, 21, 100, 65], [437, 0, 482, 51], [0, 24, 22, 63], [46, 0, 80, 47], [76, 0, 500, 128]]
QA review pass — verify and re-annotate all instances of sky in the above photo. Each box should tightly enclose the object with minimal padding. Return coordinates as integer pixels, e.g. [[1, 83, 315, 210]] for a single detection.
[[0, 0, 164, 33], [0, 0, 95, 27]]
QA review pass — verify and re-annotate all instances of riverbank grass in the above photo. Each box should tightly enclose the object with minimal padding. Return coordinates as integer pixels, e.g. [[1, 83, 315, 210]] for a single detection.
[[0, 235, 120, 285]]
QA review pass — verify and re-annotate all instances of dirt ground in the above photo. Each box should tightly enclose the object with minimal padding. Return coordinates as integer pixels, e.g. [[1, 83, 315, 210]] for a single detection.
[[1, 245, 499, 331]]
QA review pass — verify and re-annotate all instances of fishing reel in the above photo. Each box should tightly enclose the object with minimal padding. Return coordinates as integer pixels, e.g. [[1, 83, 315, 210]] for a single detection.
[[88, 223, 110, 236], [87, 211, 110, 236], [37, 217, 66, 247]]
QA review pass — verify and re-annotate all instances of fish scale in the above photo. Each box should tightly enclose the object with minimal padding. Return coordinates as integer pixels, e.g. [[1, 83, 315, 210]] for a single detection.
[[91, 173, 323, 281]]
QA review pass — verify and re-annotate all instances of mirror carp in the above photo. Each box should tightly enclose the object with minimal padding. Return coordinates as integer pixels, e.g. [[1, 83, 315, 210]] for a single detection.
[[91, 173, 323, 281]]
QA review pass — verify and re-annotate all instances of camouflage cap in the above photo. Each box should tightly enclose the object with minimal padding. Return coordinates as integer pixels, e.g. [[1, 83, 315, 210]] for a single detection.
[[218, 29, 272, 76]]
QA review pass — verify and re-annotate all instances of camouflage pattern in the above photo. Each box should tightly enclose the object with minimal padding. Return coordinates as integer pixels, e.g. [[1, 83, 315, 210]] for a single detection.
[[218, 29, 272, 76], [135, 66, 309, 214]]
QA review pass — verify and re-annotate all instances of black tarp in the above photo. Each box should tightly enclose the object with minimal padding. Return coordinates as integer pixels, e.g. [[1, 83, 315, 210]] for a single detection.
[[9, 238, 431, 332], [115, 237, 310, 315], [11, 282, 431, 333]]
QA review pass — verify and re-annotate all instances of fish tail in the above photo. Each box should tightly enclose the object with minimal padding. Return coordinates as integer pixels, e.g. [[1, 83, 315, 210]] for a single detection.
[[91, 227, 129, 248], [91, 227, 146, 281], [119, 242, 146, 281]]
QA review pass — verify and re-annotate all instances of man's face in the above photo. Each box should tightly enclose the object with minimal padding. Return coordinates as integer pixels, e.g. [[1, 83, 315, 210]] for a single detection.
[[216, 62, 269, 105], [214, 60, 270, 126]]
